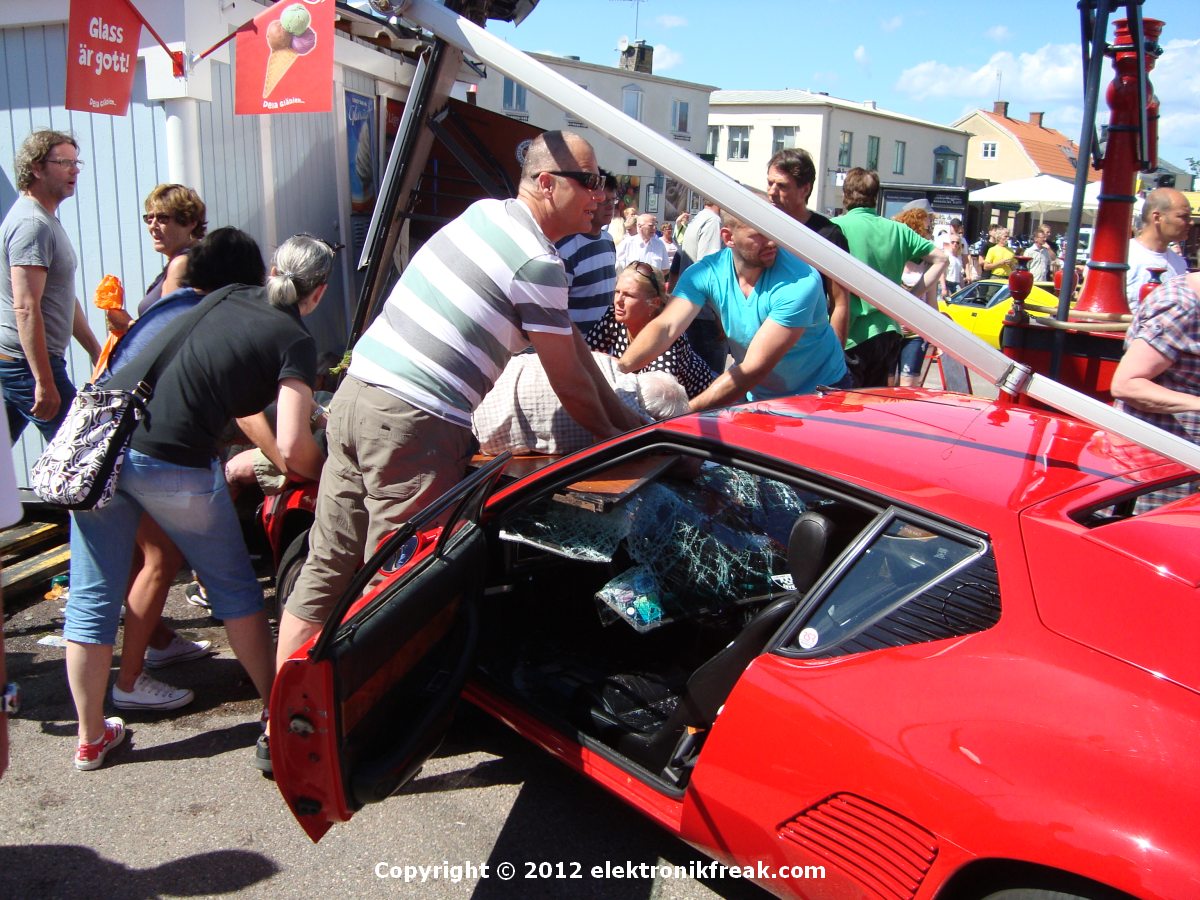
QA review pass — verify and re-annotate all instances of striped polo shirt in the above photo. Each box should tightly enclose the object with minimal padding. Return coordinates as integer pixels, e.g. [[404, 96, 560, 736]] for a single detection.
[[555, 230, 616, 332], [349, 198, 573, 427]]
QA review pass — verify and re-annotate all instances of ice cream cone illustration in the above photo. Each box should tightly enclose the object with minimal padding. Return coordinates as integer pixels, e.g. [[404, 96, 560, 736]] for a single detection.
[[263, 47, 300, 97], [263, 4, 317, 99]]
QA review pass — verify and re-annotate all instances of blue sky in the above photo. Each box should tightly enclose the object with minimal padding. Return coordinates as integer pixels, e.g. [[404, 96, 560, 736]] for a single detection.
[[489, 0, 1199, 174]]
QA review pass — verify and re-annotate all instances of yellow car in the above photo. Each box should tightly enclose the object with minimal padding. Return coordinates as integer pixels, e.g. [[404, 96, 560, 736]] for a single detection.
[[938, 279, 1061, 349]]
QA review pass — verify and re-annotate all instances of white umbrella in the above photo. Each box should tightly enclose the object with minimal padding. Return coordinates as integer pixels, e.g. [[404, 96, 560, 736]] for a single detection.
[[970, 175, 1101, 226]]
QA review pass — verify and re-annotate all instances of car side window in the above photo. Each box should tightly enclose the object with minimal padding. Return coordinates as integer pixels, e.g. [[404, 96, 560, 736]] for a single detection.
[[788, 511, 998, 658], [496, 455, 848, 631]]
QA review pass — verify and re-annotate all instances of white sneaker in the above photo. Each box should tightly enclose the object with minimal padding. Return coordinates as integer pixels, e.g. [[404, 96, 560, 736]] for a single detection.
[[112, 672, 194, 711], [145, 635, 213, 669]]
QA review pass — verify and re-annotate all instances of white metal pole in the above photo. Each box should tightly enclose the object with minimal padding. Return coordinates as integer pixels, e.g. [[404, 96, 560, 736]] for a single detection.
[[395, 0, 1200, 474]]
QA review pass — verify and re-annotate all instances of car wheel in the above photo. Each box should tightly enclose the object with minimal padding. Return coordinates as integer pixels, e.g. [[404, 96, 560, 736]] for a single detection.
[[272, 530, 310, 619]]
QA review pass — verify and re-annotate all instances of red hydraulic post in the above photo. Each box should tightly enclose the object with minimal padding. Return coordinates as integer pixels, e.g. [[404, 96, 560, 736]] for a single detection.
[[1074, 17, 1163, 318]]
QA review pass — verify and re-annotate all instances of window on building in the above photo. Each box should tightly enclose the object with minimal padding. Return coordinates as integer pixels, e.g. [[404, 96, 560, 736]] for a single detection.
[[502, 78, 526, 112], [727, 126, 750, 160], [623, 85, 643, 122], [893, 140, 906, 174], [772, 126, 797, 154], [671, 99, 689, 133], [981, 141, 997, 159], [866, 135, 880, 171], [933, 146, 961, 185], [838, 131, 853, 167], [706, 126, 721, 158]]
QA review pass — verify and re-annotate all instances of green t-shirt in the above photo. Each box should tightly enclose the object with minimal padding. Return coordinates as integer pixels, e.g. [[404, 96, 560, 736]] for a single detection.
[[832, 207, 935, 350]]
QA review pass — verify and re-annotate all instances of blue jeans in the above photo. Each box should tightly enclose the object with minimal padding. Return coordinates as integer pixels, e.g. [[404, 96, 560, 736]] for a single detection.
[[0, 354, 77, 441], [65, 450, 264, 644], [897, 336, 928, 378]]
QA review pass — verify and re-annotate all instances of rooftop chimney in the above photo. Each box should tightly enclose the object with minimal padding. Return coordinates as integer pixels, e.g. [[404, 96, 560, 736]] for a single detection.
[[1029, 111, 1044, 128], [993, 100, 1009, 117], [619, 40, 654, 74]]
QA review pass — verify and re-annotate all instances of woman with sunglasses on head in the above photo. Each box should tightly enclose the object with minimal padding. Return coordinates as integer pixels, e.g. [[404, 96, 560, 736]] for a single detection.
[[585, 262, 716, 399], [106, 185, 207, 337]]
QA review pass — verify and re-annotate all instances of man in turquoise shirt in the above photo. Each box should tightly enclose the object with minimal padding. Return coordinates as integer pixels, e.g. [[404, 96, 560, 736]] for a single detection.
[[618, 210, 849, 410], [833, 170, 946, 387]]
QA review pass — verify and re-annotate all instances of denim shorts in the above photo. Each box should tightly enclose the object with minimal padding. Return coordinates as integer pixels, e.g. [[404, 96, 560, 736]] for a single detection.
[[0, 354, 77, 441], [65, 449, 263, 644]]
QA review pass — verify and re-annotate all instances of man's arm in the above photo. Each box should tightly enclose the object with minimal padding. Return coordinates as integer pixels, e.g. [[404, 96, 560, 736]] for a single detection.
[[1111, 340, 1200, 414], [71, 298, 101, 364], [572, 329, 647, 431], [529, 330, 627, 441], [828, 281, 850, 346], [617, 295, 701, 373], [688, 319, 802, 411], [919, 248, 948, 297], [273, 378, 326, 481], [234, 412, 286, 472], [11, 266, 58, 420]]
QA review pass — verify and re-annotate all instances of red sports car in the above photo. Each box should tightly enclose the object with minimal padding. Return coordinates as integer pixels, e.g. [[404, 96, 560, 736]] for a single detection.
[[272, 388, 1200, 900]]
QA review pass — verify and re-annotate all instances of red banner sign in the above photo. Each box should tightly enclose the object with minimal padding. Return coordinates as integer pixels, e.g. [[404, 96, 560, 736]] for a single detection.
[[235, 0, 334, 115], [64, 0, 142, 116]]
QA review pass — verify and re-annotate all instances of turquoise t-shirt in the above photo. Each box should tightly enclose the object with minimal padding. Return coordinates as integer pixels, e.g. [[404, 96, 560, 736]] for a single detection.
[[674, 247, 847, 401]]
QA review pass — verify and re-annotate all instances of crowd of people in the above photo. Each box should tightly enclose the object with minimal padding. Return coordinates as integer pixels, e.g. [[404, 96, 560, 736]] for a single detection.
[[1, 123, 1196, 774]]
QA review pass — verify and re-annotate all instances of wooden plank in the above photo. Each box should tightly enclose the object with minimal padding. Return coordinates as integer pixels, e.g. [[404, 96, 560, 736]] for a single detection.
[[0, 521, 65, 557], [1, 542, 70, 595], [553, 455, 675, 512]]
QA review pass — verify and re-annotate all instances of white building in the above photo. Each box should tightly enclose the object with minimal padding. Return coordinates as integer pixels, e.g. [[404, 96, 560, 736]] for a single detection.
[[472, 43, 716, 221], [708, 90, 971, 221]]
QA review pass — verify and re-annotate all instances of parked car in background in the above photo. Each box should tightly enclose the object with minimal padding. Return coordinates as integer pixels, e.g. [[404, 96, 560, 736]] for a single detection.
[[939, 278, 1061, 349]]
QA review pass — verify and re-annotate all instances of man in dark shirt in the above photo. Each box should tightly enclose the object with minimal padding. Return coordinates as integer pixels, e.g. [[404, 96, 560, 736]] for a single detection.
[[766, 148, 852, 346]]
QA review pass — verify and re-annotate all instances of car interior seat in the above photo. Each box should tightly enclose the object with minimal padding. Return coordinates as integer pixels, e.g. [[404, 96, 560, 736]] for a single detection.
[[582, 512, 837, 780]]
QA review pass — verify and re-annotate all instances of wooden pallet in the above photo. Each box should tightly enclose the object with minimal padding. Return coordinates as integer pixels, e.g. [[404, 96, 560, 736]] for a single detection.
[[1, 517, 69, 598]]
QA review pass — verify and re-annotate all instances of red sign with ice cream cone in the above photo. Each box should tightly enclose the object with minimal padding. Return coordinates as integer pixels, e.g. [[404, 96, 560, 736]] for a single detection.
[[235, 0, 333, 115]]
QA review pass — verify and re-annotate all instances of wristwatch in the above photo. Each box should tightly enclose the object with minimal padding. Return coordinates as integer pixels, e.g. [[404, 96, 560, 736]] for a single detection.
[[310, 404, 328, 425], [2, 682, 19, 716]]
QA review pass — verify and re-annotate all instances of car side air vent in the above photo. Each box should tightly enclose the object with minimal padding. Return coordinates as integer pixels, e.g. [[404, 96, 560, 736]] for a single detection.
[[834, 553, 1000, 658], [778, 792, 937, 898]]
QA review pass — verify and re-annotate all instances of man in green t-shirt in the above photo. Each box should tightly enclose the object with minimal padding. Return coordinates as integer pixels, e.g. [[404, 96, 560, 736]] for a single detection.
[[833, 170, 946, 387]]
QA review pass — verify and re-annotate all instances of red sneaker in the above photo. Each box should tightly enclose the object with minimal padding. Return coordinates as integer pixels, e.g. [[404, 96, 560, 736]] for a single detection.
[[74, 717, 127, 771]]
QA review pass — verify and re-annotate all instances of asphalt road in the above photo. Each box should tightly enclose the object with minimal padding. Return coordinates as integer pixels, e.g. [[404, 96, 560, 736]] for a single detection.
[[1, 578, 769, 899]]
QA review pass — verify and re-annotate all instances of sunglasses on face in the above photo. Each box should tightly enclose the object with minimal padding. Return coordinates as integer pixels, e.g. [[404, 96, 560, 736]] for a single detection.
[[143, 212, 184, 225], [542, 170, 604, 191]]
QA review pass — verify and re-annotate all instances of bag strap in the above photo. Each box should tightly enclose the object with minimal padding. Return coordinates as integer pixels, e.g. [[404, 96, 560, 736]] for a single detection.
[[122, 283, 240, 392]]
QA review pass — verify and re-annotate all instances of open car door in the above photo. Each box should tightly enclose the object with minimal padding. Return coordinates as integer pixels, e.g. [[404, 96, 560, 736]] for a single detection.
[[271, 454, 511, 842]]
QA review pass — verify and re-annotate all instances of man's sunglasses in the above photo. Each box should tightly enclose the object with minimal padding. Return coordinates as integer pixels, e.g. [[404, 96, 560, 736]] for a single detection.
[[542, 170, 605, 191], [626, 261, 661, 292]]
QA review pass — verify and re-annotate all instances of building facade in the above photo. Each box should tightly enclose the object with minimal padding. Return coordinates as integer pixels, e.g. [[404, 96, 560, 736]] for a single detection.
[[708, 90, 970, 223], [472, 46, 716, 222]]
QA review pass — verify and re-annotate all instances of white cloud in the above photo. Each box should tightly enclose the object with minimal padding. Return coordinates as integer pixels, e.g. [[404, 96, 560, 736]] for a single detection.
[[654, 44, 684, 71], [986, 25, 1011, 42], [656, 15, 687, 29], [880, 16, 903, 32], [894, 44, 1083, 104], [854, 45, 869, 66], [895, 37, 1200, 163]]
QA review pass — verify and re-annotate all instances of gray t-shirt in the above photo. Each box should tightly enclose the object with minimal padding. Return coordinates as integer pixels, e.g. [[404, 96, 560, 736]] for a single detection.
[[0, 194, 78, 357]]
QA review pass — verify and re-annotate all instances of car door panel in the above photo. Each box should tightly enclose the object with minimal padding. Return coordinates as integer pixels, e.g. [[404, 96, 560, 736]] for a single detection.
[[272, 456, 509, 842]]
